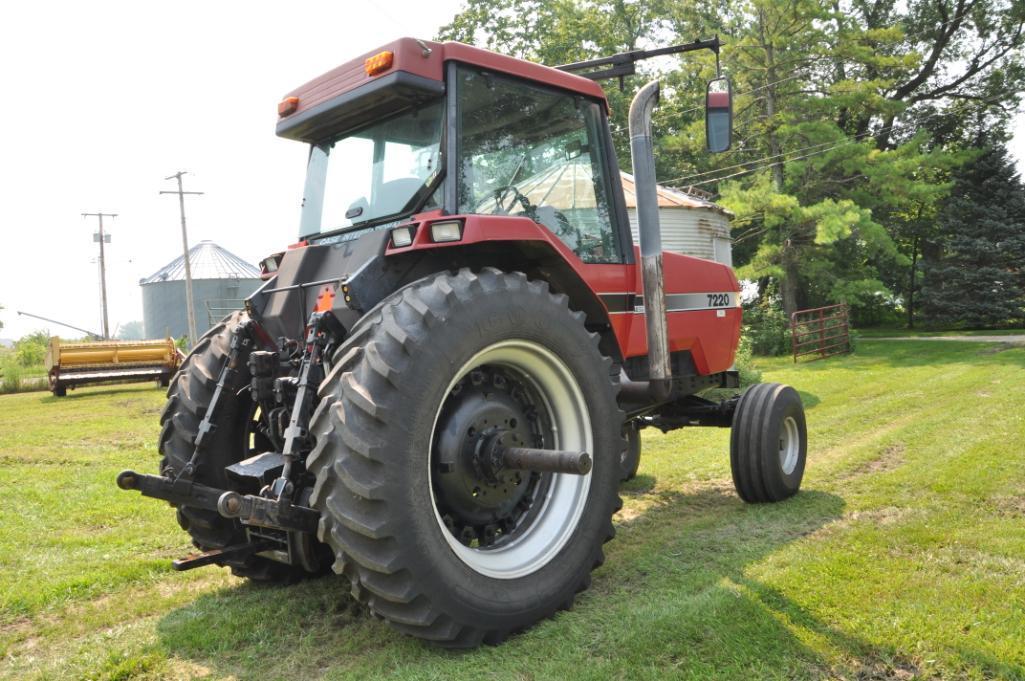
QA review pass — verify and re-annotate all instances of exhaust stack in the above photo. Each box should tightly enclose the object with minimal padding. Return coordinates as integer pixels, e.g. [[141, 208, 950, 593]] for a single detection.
[[628, 80, 672, 401]]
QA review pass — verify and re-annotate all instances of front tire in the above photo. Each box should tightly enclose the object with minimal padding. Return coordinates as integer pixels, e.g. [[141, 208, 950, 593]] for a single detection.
[[307, 269, 624, 646], [729, 382, 807, 503], [620, 421, 641, 481]]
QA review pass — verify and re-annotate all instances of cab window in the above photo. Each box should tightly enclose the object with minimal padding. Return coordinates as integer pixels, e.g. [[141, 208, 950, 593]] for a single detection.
[[455, 66, 623, 263]]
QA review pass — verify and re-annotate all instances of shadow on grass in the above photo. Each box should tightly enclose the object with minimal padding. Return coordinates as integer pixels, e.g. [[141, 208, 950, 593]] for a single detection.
[[53, 385, 165, 401], [26, 384, 165, 406], [797, 390, 821, 409], [155, 572, 374, 675], [153, 485, 847, 678], [612, 488, 923, 678], [731, 575, 924, 678], [152, 480, 1020, 679], [731, 574, 1023, 679], [620, 473, 657, 495]]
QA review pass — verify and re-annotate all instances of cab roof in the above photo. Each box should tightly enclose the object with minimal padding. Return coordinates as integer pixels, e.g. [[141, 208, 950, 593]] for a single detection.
[[276, 38, 609, 142]]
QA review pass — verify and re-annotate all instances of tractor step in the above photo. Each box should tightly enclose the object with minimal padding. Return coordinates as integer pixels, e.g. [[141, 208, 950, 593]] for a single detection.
[[172, 541, 273, 571]]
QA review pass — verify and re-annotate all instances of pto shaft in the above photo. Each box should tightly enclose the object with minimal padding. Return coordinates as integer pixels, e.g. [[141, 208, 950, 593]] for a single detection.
[[498, 446, 592, 475]]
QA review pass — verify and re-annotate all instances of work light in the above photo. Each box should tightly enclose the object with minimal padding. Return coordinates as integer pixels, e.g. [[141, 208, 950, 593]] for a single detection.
[[391, 226, 414, 248], [430, 220, 463, 243]]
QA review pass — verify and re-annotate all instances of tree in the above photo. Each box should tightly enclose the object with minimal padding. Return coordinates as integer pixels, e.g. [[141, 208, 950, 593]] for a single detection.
[[117, 321, 145, 341], [919, 141, 1025, 327], [840, 0, 1025, 150], [718, 171, 904, 323], [437, 0, 667, 64], [438, 0, 1025, 326], [878, 154, 967, 327], [14, 330, 50, 368]]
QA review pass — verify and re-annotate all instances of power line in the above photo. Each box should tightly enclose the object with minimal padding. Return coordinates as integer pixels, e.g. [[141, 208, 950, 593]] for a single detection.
[[160, 171, 204, 346], [662, 137, 854, 185], [81, 211, 117, 340], [668, 73, 803, 118], [676, 141, 865, 188], [671, 98, 973, 190], [632, 74, 803, 155], [676, 145, 845, 190], [660, 116, 910, 187]]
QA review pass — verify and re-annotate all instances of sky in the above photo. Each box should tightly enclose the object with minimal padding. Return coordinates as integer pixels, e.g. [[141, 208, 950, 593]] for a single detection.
[[0, 0, 463, 339], [0, 1, 1023, 340]]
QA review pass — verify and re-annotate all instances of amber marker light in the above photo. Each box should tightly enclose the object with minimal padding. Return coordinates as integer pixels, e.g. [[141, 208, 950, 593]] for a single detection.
[[278, 96, 299, 117], [364, 50, 394, 76]]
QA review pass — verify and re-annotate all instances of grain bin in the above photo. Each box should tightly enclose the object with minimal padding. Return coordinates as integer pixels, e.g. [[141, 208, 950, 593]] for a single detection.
[[620, 172, 733, 266], [140, 241, 262, 340]]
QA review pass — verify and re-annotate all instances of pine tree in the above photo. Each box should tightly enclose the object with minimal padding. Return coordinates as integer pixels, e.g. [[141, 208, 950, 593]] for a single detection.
[[920, 143, 1025, 327]]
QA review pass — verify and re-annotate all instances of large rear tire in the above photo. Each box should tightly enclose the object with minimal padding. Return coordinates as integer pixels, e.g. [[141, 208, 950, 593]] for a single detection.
[[307, 268, 624, 647], [729, 382, 807, 503], [158, 312, 314, 581]]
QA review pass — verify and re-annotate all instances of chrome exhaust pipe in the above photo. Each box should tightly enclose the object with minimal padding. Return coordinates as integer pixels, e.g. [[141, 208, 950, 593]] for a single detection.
[[629, 80, 672, 402]]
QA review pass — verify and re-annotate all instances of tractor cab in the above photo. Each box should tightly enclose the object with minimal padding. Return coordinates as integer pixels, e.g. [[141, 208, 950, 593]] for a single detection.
[[281, 39, 629, 268], [266, 39, 745, 376]]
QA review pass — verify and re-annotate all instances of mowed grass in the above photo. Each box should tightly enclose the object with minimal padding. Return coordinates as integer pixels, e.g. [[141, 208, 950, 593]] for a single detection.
[[856, 327, 1025, 338], [1, 339, 1023, 680]]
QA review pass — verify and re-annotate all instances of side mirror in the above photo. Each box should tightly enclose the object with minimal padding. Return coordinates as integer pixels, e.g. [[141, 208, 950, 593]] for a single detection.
[[706, 77, 732, 153]]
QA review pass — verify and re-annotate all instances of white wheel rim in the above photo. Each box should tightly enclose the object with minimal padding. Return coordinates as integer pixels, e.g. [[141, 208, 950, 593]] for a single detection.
[[779, 415, 800, 475], [428, 339, 592, 579]]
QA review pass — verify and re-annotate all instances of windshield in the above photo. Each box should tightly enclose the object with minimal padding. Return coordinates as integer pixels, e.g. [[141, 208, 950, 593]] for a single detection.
[[299, 100, 444, 237]]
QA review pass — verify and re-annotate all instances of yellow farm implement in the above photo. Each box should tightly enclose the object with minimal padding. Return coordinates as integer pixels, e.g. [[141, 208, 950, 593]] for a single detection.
[[45, 338, 182, 397]]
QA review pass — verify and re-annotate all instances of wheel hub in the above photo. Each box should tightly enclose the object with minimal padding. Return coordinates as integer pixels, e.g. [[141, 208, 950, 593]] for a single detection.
[[779, 415, 800, 475], [433, 367, 549, 548]]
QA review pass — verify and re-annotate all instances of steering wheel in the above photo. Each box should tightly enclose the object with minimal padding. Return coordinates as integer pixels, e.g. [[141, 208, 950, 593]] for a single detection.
[[549, 208, 578, 241], [491, 187, 600, 258]]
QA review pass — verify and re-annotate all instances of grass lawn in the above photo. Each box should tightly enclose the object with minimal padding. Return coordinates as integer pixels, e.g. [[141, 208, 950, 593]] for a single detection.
[[1, 339, 1023, 680], [856, 327, 1025, 338]]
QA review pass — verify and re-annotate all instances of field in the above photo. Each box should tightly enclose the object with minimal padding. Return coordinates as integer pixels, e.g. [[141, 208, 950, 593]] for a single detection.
[[1, 338, 1023, 680], [856, 328, 1025, 338]]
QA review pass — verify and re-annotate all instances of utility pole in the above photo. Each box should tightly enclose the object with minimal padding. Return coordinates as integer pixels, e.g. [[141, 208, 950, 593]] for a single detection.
[[82, 211, 117, 339], [160, 171, 203, 346]]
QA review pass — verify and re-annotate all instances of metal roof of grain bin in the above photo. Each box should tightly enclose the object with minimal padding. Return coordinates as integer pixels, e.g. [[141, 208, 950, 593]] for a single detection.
[[140, 241, 262, 341], [141, 240, 260, 283]]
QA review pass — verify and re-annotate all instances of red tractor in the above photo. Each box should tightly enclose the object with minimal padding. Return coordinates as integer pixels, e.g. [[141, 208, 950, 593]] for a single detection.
[[119, 37, 807, 647]]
